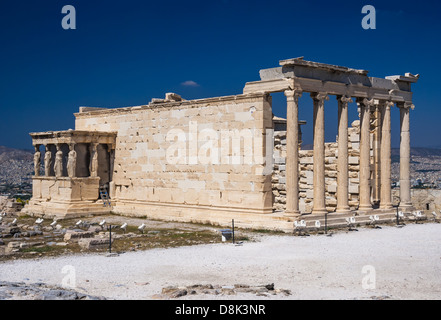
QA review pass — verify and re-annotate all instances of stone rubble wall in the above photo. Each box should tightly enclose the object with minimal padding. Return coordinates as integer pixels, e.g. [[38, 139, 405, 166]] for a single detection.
[[393, 188, 441, 212], [272, 121, 361, 213]]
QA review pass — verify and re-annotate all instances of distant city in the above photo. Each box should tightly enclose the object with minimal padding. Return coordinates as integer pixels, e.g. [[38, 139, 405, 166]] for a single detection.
[[0, 146, 33, 199], [392, 154, 441, 189]]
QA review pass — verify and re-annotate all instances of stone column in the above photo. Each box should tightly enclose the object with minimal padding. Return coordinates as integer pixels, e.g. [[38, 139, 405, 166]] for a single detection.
[[380, 101, 394, 209], [372, 104, 381, 205], [311, 92, 329, 215], [89, 143, 98, 177], [336, 96, 352, 213], [284, 89, 302, 216], [358, 98, 374, 211], [399, 102, 414, 211]]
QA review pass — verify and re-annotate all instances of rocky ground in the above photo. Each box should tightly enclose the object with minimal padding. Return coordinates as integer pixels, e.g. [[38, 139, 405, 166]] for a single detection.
[[0, 213, 257, 262], [0, 221, 440, 300]]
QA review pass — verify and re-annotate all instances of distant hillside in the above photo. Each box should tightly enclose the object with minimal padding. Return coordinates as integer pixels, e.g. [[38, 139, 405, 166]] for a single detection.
[[0, 146, 33, 163], [410, 147, 441, 157], [391, 147, 441, 163], [0, 146, 34, 187]]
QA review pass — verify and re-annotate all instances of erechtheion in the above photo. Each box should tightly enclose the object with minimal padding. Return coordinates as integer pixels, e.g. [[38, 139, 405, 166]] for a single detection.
[[23, 57, 419, 231]]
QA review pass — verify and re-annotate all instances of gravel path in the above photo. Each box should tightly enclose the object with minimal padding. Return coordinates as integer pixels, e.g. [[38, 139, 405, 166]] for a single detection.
[[1, 223, 440, 300]]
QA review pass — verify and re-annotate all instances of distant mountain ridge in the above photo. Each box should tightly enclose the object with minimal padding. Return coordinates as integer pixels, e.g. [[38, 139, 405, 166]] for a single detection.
[[391, 147, 441, 163], [0, 146, 33, 163], [0, 146, 34, 188], [399, 147, 441, 157]]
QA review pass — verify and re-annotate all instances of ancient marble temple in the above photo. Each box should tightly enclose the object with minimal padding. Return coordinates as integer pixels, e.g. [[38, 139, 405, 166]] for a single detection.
[[23, 58, 419, 231]]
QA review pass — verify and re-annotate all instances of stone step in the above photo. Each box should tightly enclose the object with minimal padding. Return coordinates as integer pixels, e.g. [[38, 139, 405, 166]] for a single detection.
[[297, 212, 428, 231]]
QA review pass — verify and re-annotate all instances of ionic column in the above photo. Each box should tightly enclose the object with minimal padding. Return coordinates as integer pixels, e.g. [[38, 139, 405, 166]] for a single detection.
[[89, 143, 98, 177], [284, 89, 302, 216], [372, 104, 381, 205], [380, 101, 394, 209], [358, 98, 374, 211], [311, 92, 329, 215], [336, 96, 352, 213], [399, 102, 414, 211]]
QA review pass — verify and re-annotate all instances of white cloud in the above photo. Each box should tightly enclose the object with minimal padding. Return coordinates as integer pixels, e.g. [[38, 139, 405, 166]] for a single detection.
[[181, 80, 200, 87]]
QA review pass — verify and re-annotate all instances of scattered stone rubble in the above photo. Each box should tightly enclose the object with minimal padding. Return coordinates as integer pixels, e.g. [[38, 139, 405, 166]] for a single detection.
[[0, 215, 163, 256], [0, 196, 23, 215], [0, 281, 105, 300], [159, 283, 291, 299]]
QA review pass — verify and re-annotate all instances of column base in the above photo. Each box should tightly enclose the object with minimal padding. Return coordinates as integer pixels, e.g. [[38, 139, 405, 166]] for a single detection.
[[399, 204, 414, 213], [357, 205, 373, 213], [334, 207, 351, 214], [380, 204, 393, 210], [312, 209, 328, 215], [284, 210, 301, 218]]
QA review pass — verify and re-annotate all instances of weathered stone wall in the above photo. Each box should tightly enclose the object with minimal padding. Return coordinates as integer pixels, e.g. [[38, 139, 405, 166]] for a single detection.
[[272, 121, 362, 213], [75, 93, 274, 218], [392, 188, 441, 211]]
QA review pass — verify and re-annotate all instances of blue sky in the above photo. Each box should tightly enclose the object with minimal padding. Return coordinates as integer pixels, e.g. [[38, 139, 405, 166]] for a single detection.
[[0, 0, 440, 149]]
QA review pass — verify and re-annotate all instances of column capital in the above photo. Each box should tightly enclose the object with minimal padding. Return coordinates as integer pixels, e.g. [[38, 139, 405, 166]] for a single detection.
[[357, 97, 375, 106], [310, 92, 329, 102], [380, 100, 395, 108], [284, 89, 302, 100], [397, 101, 415, 110], [337, 95, 353, 104]]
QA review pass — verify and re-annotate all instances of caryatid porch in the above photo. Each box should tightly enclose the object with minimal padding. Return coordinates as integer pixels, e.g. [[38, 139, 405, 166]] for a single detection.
[[244, 57, 419, 218], [23, 130, 117, 219]]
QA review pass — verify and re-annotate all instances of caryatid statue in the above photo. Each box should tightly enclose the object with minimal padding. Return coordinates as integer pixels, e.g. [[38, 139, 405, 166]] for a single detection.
[[54, 147, 64, 178], [89, 143, 98, 177], [33, 145, 41, 177], [44, 145, 52, 176], [67, 144, 77, 178]]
